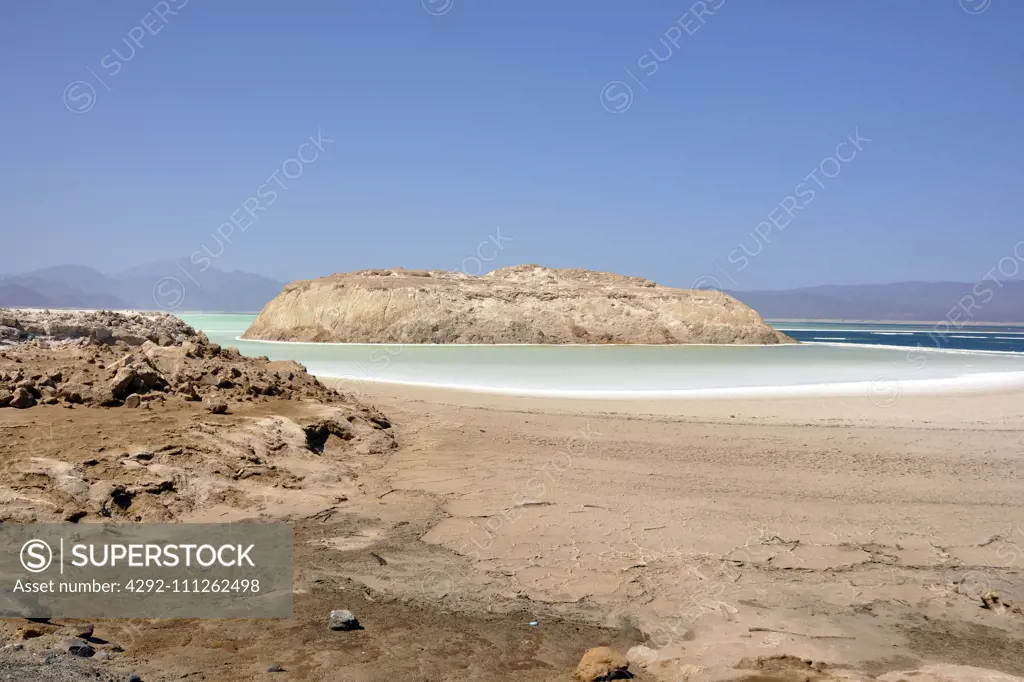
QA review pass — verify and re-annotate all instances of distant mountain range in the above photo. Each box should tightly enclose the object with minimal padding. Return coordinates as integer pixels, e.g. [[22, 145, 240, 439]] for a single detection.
[[0, 263, 285, 313], [731, 281, 1024, 323], [3, 265, 1022, 322]]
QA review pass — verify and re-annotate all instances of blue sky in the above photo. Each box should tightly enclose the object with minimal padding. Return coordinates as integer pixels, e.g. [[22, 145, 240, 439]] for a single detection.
[[2, 0, 1022, 290]]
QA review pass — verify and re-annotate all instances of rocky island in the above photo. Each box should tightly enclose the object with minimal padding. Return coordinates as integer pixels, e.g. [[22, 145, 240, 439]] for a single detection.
[[242, 265, 794, 345]]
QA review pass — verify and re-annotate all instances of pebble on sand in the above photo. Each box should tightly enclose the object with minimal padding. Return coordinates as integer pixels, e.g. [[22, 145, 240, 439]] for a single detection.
[[328, 609, 360, 631]]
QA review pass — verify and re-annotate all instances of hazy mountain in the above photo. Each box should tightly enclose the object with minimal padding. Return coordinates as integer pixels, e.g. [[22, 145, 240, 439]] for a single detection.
[[731, 281, 1024, 322], [0, 271, 129, 309], [6, 265, 1022, 322], [0, 283, 65, 308], [0, 262, 285, 313]]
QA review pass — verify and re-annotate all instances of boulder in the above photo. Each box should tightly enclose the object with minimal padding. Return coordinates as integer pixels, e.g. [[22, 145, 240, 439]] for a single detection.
[[57, 637, 95, 657], [110, 367, 139, 398], [15, 379, 39, 397], [136, 367, 164, 390], [0, 389, 11, 408], [142, 342, 189, 377], [57, 384, 87, 404], [10, 387, 36, 409], [62, 623, 94, 639], [204, 397, 228, 414], [574, 647, 630, 682]]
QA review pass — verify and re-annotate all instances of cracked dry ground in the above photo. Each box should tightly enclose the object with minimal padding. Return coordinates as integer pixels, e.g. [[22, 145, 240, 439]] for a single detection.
[[3, 370, 1024, 681]]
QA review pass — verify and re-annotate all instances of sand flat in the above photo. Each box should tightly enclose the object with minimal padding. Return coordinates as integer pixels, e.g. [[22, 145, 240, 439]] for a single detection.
[[322, 379, 1024, 680]]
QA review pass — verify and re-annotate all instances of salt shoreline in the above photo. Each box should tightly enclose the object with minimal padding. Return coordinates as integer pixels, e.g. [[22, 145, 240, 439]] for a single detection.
[[312, 368, 1024, 399]]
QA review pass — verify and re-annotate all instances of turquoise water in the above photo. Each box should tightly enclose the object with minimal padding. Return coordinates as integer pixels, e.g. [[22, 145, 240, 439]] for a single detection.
[[176, 313, 1024, 398]]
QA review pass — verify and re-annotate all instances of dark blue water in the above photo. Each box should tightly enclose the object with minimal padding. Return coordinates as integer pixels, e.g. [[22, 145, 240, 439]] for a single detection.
[[771, 322, 1024, 353]]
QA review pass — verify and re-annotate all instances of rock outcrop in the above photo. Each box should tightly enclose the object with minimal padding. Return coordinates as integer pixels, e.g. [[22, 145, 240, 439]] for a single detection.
[[0, 309, 195, 347], [0, 308, 385, 416], [242, 265, 794, 345]]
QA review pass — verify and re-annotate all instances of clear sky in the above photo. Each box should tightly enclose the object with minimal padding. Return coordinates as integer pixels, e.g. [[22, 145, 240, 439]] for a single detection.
[[2, 1, 1022, 290]]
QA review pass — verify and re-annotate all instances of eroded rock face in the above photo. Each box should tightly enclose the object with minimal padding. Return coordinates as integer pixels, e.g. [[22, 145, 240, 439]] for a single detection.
[[0, 310, 397, 525], [242, 265, 794, 345], [0, 310, 380, 412]]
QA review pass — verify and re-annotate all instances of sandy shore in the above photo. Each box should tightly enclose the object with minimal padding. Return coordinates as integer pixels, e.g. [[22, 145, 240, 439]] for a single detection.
[[318, 379, 1024, 681], [3, 319, 1022, 680]]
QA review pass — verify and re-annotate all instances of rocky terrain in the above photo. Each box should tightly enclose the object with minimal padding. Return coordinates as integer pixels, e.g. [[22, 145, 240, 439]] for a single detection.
[[3, 309, 1022, 682], [242, 265, 795, 345], [0, 307, 395, 526], [0, 310, 653, 682], [0, 309, 195, 348], [0, 308, 373, 412]]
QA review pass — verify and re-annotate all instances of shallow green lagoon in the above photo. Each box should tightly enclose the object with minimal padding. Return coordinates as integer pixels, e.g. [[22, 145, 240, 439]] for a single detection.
[[176, 314, 1024, 397]]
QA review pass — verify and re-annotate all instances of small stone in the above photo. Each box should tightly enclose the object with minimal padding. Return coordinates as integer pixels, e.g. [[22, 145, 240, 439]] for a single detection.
[[267, 665, 285, 672], [204, 397, 228, 414], [123, 393, 142, 408], [0, 389, 11, 407], [328, 609, 360, 631], [95, 649, 110, 660], [574, 646, 630, 682], [128, 675, 143, 682], [58, 637, 96, 657]]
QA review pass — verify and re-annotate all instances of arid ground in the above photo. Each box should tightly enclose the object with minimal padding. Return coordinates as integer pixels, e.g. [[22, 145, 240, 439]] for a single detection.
[[2, 314, 1023, 680]]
